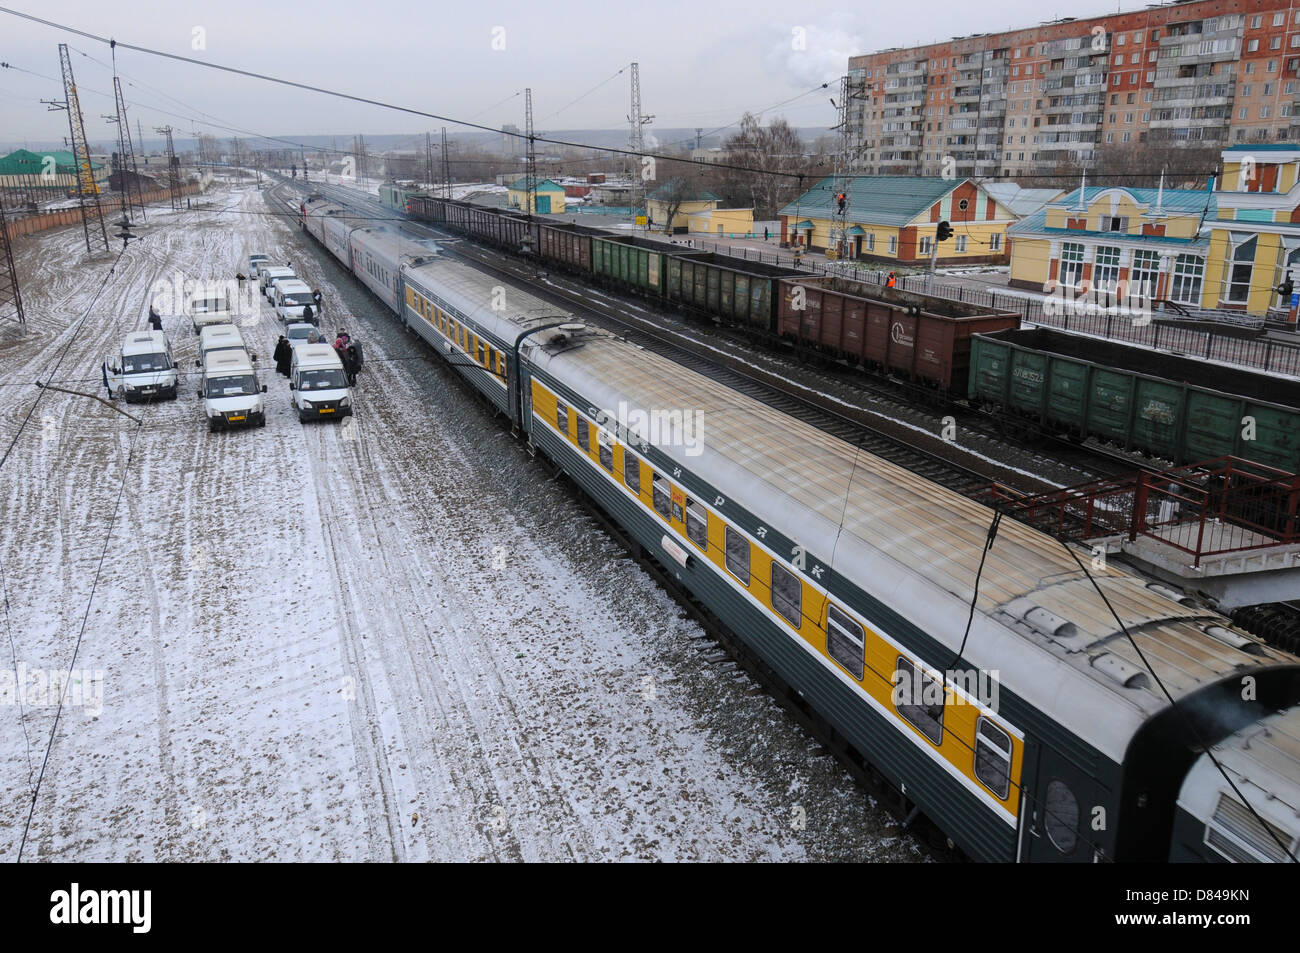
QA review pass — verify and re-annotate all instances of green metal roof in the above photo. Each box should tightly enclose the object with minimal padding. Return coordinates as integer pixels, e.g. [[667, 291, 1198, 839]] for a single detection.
[[779, 175, 963, 226], [1007, 186, 1216, 241], [0, 148, 103, 175], [506, 177, 564, 192], [792, 220, 813, 229]]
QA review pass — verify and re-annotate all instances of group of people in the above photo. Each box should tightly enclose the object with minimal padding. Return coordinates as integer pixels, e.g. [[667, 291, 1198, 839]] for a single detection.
[[272, 328, 364, 385]]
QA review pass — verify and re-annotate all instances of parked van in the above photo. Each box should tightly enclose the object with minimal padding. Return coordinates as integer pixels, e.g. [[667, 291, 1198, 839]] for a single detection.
[[105, 330, 178, 401], [196, 324, 257, 368], [249, 253, 270, 277], [273, 279, 317, 322], [200, 350, 267, 431], [284, 321, 316, 348], [289, 343, 352, 422], [188, 286, 235, 334], [259, 266, 295, 298]]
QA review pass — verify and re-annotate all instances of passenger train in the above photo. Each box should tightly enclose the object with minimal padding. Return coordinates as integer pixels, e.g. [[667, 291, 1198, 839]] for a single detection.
[[300, 196, 1300, 863]]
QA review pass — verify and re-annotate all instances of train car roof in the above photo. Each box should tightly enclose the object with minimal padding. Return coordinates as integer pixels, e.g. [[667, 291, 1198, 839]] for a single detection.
[[347, 225, 441, 267], [404, 255, 576, 338], [1177, 705, 1300, 861], [399, 252, 1297, 762]]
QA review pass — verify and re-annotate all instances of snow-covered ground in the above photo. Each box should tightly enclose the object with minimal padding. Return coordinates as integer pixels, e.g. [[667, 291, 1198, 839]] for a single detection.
[[0, 185, 917, 862]]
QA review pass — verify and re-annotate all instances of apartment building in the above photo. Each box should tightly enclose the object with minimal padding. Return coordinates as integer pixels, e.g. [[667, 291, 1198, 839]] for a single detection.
[[846, 0, 1300, 180]]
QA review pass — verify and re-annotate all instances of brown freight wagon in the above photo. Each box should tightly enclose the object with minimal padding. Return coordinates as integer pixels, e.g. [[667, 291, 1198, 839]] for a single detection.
[[777, 278, 1019, 392], [535, 220, 594, 272]]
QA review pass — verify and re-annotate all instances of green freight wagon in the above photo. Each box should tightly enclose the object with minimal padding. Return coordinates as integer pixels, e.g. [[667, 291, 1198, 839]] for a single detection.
[[664, 253, 800, 332], [590, 235, 681, 294], [969, 327, 1300, 471]]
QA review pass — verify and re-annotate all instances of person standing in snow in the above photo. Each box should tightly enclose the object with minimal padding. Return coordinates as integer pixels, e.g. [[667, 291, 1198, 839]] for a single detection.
[[274, 335, 291, 377], [345, 342, 362, 386], [148, 307, 162, 331]]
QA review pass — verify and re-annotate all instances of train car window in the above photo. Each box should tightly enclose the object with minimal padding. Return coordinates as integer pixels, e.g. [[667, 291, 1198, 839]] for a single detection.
[[556, 401, 569, 435], [477, 341, 486, 365], [685, 498, 708, 549], [577, 419, 590, 452], [1044, 779, 1080, 855], [724, 526, 749, 585], [652, 473, 672, 520], [974, 717, 1012, 800], [827, 605, 865, 680], [598, 430, 614, 472], [624, 452, 642, 495], [770, 563, 802, 628], [894, 657, 944, 745]]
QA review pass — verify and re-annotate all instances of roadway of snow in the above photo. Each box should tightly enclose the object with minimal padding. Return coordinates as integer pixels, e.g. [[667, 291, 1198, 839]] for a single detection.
[[0, 185, 915, 862]]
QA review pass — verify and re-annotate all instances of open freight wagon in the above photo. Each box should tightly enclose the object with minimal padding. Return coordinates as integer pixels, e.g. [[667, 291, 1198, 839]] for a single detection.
[[969, 327, 1300, 471], [776, 277, 1020, 392]]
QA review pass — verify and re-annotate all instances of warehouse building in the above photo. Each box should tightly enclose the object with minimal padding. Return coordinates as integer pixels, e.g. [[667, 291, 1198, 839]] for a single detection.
[[506, 177, 566, 214], [0, 148, 107, 194]]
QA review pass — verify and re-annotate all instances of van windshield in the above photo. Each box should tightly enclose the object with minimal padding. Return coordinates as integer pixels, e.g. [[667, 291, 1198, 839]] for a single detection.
[[286, 326, 313, 341], [205, 374, 258, 398], [192, 298, 226, 313], [283, 293, 314, 306], [298, 368, 347, 390], [123, 352, 170, 374]]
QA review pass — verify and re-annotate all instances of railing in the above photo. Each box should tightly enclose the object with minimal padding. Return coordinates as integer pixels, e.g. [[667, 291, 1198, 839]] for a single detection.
[[985, 457, 1300, 567]]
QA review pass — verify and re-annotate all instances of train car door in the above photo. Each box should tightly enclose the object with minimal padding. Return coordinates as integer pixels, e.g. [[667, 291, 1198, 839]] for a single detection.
[[1021, 741, 1109, 863]]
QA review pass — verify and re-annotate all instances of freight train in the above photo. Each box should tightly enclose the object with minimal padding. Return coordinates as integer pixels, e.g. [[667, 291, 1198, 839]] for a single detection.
[[400, 192, 1300, 472], [300, 195, 1300, 863]]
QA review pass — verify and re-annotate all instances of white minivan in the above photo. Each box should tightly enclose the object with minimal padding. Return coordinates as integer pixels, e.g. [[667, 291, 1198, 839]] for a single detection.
[[105, 330, 178, 401], [289, 343, 352, 422], [249, 253, 270, 277], [195, 324, 257, 367], [259, 266, 295, 299], [273, 279, 317, 323], [188, 287, 236, 334], [200, 350, 267, 431]]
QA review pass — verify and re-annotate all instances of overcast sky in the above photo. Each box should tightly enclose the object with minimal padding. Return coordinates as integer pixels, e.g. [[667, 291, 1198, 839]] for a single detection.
[[2, 0, 1148, 151]]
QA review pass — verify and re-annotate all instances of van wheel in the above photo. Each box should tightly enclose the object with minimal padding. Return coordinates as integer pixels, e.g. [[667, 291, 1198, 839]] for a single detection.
[[207, 417, 219, 433]]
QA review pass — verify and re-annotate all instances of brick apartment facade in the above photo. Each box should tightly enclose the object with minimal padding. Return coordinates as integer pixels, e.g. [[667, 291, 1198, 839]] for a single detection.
[[846, 0, 1300, 179]]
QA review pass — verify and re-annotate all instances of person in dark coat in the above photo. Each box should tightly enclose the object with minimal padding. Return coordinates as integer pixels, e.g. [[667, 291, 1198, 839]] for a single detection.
[[273, 336, 291, 377], [302, 304, 314, 325], [344, 343, 361, 385], [148, 307, 162, 331], [312, 290, 322, 313]]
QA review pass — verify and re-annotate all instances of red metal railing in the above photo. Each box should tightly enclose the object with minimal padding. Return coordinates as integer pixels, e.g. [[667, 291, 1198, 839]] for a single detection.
[[984, 457, 1300, 567]]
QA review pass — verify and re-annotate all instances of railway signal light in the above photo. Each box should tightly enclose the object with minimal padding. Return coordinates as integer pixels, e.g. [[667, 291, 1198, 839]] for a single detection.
[[936, 220, 953, 242], [1277, 278, 1294, 303]]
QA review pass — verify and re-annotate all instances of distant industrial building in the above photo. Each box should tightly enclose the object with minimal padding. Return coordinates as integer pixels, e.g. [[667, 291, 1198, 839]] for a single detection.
[[0, 148, 107, 193], [507, 177, 566, 214]]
